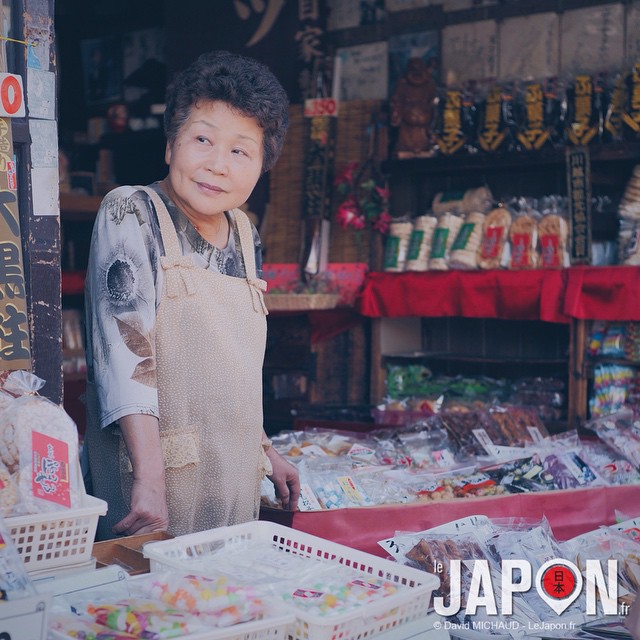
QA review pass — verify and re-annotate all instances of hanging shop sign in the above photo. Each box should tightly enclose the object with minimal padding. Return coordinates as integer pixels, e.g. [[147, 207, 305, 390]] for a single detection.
[[0, 73, 25, 117], [566, 146, 592, 265], [622, 63, 640, 135], [565, 75, 601, 146], [437, 89, 466, 155], [0, 114, 30, 371]]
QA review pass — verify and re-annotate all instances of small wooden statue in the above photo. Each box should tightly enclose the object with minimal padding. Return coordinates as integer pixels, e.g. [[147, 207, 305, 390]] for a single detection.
[[390, 57, 437, 158]]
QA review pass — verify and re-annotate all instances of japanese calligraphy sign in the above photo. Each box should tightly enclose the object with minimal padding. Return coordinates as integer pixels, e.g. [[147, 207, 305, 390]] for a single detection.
[[566, 147, 592, 265], [0, 116, 30, 371], [436, 89, 466, 155], [302, 104, 336, 221]]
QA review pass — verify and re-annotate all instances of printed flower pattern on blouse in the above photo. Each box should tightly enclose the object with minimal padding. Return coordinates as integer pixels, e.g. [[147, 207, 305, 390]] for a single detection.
[[84, 183, 262, 430]]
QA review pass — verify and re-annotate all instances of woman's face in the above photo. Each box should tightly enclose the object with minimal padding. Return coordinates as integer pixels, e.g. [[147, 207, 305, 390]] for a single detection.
[[164, 100, 263, 221]]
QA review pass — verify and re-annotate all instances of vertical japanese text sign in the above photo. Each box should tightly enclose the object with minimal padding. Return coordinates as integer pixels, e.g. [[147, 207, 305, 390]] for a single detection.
[[0, 71, 31, 370], [566, 146, 592, 265]]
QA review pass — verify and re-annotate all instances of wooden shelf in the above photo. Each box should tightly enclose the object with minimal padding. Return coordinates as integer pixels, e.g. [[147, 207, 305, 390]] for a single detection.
[[383, 351, 568, 366], [381, 141, 640, 177]]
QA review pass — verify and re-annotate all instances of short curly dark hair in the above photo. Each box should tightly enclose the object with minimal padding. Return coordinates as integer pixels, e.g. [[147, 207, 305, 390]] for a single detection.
[[164, 50, 289, 173]]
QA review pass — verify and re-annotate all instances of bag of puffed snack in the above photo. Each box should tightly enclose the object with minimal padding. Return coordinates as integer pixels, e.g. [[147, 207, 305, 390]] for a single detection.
[[429, 212, 464, 270], [477, 206, 512, 269], [539, 212, 569, 268], [618, 219, 640, 266], [461, 186, 493, 214], [0, 460, 19, 518], [432, 190, 465, 215], [405, 214, 437, 271], [383, 219, 413, 272], [509, 212, 539, 269], [0, 372, 81, 515], [449, 211, 485, 270]]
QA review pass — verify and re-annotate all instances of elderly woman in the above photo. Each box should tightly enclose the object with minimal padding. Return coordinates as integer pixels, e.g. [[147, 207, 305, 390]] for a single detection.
[[84, 51, 300, 540]]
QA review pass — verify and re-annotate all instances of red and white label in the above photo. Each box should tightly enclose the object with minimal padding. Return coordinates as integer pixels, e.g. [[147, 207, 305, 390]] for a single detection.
[[304, 97, 338, 117], [0, 73, 25, 117]]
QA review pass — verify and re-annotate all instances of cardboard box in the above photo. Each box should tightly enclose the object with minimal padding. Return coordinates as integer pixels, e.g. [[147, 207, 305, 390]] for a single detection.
[[92, 531, 173, 575]]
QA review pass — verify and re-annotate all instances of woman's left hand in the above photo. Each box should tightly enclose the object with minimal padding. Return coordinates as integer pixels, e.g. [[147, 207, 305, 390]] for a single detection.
[[266, 448, 300, 511]]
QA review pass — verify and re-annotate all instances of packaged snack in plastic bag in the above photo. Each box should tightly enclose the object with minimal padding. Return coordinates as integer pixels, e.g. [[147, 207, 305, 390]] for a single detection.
[[477, 206, 512, 269], [585, 409, 640, 468], [428, 212, 464, 270], [0, 371, 81, 515], [449, 211, 486, 270], [0, 513, 36, 600]]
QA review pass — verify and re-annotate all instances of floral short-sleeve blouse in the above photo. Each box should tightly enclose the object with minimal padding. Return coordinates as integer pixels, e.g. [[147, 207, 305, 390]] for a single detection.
[[84, 182, 263, 431]]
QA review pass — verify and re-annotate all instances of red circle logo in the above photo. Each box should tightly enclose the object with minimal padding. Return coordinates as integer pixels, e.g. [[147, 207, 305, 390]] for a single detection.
[[0, 76, 22, 115], [541, 563, 578, 600]]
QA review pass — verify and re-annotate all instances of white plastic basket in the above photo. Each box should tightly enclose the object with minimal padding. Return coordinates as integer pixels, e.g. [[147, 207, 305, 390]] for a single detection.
[[6, 493, 107, 574], [50, 609, 293, 640], [143, 520, 439, 640], [46, 566, 294, 640]]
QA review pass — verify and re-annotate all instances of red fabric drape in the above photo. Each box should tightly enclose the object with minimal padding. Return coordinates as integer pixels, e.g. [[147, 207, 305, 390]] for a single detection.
[[355, 266, 640, 322], [563, 265, 640, 320], [261, 484, 640, 556]]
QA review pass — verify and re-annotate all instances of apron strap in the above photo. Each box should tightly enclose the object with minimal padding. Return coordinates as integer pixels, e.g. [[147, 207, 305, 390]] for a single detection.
[[232, 208, 269, 315], [135, 185, 197, 299]]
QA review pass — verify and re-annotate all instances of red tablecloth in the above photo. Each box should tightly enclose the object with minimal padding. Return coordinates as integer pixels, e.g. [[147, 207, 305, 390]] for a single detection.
[[355, 266, 640, 322], [563, 266, 640, 321], [261, 484, 640, 557]]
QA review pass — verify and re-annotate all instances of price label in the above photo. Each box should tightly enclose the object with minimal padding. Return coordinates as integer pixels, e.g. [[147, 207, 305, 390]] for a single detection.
[[0, 73, 25, 117], [304, 97, 338, 117]]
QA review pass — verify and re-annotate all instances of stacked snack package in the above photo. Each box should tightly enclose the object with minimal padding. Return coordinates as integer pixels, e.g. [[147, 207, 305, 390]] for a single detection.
[[618, 165, 640, 265], [538, 195, 570, 268], [622, 63, 640, 139], [476, 83, 516, 154], [383, 218, 413, 272], [590, 364, 635, 417], [428, 211, 464, 270], [585, 409, 640, 470], [405, 213, 437, 271], [381, 516, 587, 637], [449, 211, 486, 270], [0, 370, 81, 517], [515, 77, 563, 151], [477, 206, 512, 269], [509, 377, 566, 423], [507, 198, 540, 269], [435, 87, 468, 155], [564, 73, 606, 146]]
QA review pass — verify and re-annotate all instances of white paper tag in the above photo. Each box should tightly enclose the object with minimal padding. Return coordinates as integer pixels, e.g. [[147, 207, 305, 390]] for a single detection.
[[298, 483, 322, 511]]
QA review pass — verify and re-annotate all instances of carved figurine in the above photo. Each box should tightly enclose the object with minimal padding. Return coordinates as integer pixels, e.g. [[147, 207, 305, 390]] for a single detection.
[[390, 57, 437, 157]]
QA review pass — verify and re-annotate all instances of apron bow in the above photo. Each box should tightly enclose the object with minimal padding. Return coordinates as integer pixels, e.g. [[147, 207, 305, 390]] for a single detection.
[[160, 255, 197, 298], [247, 277, 268, 314]]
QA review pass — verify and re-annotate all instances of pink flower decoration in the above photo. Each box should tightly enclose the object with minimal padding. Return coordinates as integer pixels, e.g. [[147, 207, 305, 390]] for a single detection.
[[375, 185, 390, 200]]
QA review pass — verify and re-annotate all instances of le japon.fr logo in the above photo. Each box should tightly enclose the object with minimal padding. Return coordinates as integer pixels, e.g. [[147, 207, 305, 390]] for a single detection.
[[433, 557, 619, 618]]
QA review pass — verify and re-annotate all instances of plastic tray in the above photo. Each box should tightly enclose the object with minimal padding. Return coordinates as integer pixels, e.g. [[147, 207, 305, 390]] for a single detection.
[[6, 493, 107, 574], [143, 520, 439, 640]]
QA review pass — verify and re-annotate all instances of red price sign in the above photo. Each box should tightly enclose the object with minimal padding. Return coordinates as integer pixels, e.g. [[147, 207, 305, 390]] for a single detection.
[[304, 98, 338, 118], [0, 73, 25, 117]]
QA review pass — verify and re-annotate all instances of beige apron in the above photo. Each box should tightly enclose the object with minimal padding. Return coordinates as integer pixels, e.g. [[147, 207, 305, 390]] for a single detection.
[[88, 186, 269, 539]]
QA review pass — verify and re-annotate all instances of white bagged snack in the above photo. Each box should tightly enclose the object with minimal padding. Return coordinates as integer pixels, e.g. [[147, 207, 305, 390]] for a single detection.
[[405, 214, 437, 271], [0, 372, 81, 515], [449, 211, 486, 270], [429, 212, 464, 270]]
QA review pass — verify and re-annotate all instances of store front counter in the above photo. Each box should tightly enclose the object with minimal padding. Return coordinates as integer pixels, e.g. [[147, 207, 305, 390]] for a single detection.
[[261, 484, 640, 557]]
